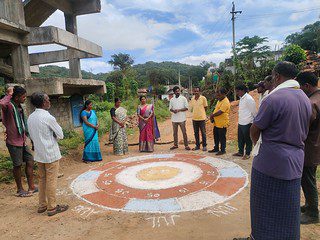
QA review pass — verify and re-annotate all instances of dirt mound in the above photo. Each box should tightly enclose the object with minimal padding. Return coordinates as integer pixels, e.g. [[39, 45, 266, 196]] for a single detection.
[[206, 90, 259, 141]]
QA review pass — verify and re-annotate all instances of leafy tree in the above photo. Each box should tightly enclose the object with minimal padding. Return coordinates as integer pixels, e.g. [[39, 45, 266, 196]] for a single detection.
[[281, 44, 307, 65], [108, 53, 134, 73], [105, 82, 115, 101], [235, 36, 271, 83], [285, 21, 320, 52]]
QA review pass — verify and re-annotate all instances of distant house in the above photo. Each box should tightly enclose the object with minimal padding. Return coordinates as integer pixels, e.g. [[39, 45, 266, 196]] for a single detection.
[[161, 85, 190, 100], [224, 50, 284, 70]]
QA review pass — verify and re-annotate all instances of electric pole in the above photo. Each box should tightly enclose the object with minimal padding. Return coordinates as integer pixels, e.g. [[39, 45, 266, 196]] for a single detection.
[[231, 1, 242, 100]]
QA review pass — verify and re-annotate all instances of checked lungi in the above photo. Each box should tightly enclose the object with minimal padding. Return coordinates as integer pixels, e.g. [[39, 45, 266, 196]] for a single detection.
[[250, 168, 301, 240]]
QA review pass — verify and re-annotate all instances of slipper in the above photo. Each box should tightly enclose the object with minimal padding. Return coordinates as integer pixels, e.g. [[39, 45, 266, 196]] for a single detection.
[[37, 207, 47, 213], [29, 187, 39, 194], [47, 204, 69, 216], [16, 190, 33, 197]]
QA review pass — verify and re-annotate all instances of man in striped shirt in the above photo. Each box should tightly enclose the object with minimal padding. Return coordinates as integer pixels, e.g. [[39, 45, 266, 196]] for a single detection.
[[27, 92, 68, 216]]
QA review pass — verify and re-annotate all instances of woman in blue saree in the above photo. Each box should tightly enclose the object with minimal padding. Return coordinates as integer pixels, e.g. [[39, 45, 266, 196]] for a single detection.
[[80, 100, 102, 162]]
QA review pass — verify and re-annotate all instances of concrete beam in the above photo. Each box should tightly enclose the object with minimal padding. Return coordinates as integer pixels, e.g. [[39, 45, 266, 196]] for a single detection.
[[0, 28, 22, 45], [24, 0, 56, 27], [0, 18, 29, 34], [42, 0, 73, 15], [25, 77, 106, 96], [29, 50, 97, 65], [73, 0, 101, 15], [25, 26, 102, 57], [0, 59, 13, 78]]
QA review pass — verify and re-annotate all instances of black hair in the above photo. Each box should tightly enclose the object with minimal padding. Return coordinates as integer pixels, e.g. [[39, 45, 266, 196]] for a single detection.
[[193, 86, 200, 91], [172, 86, 180, 93], [12, 86, 26, 100], [265, 75, 272, 82], [114, 98, 120, 104], [30, 92, 46, 108], [217, 87, 227, 95], [79, 100, 92, 123], [296, 71, 319, 87], [235, 84, 248, 92], [273, 61, 299, 79], [139, 95, 146, 101]]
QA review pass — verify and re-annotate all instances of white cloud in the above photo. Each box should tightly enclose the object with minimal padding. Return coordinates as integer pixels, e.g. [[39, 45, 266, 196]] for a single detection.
[[80, 59, 113, 73], [179, 50, 232, 66]]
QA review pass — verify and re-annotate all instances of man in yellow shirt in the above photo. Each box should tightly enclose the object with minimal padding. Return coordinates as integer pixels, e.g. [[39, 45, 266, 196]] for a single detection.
[[190, 87, 208, 151], [209, 88, 230, 155]]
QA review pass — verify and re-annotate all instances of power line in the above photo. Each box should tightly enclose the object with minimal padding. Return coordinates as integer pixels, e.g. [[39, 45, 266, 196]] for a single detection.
[[239, 7, 320, 20]]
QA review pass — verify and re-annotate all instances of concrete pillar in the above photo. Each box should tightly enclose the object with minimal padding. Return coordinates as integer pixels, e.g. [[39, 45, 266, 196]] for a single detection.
[[65, 13, 82, 79], [11, 45, 31, 83]]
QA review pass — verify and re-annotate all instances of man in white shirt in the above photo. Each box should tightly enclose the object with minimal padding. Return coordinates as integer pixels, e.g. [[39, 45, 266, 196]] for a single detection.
[[254, 81, 268, 107], [233, 84, 257, 159], [169, 86, 191, 150], [27, 92, 69, 216]]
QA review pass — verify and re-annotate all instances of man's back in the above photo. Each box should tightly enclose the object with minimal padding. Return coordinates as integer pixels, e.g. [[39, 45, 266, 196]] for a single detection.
[[253, 88, 312, 180], [27, 109, 63, 163]]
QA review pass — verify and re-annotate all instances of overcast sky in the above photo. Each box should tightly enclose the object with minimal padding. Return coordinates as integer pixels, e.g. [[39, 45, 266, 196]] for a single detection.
[[28, 0, 320, 73]]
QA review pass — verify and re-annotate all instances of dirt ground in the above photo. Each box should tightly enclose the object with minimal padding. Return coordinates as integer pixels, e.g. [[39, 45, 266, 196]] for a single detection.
[[0, 93, 319, 240]]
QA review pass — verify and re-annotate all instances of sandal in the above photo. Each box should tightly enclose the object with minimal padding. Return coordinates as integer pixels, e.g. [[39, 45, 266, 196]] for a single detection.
[[47, 204, 69, 216], [16, 190, 33, 198], [28, 187, 39, 194], [170, 146, 178, 150], [37, 206, 47, 213]]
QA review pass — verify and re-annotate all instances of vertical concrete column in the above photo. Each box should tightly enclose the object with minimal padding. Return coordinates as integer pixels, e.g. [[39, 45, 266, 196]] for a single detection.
[[11, 45, 31, 83], [65, 13, 82, 79]]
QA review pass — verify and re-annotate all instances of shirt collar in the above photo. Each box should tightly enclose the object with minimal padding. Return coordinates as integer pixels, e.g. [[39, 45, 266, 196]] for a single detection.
[[241, 93, 248, 99], [35, 108, 48, 112]]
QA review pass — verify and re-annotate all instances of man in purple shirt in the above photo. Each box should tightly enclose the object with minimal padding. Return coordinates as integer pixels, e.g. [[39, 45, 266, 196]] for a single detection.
[[0, 86, 36, 197], [249, 62, 312, 240]]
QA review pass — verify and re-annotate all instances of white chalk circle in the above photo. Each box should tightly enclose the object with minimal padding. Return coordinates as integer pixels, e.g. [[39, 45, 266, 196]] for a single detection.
[[115, 161, 203, 190]]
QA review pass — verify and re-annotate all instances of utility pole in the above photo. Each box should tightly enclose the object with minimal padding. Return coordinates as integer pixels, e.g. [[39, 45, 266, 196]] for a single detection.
[[178, 70, 181, 88], [231, 1, 242, 100]]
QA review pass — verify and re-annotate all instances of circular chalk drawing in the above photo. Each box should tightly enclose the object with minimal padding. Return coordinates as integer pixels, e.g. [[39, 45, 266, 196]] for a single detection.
[[71, 154, 248, 213]]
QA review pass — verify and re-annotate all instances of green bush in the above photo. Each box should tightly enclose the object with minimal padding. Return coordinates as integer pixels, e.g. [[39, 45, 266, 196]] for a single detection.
[[154, 100, 170, 121], [59, 129, 84, 154], [0, 153, 13, 183]]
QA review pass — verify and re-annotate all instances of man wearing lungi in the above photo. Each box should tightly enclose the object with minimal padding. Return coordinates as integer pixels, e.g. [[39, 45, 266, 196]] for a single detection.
[[249, 61, 312, 239]]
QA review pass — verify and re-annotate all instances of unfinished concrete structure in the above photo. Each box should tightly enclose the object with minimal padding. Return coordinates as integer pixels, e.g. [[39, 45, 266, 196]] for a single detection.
[[0, 0, 106, 128]]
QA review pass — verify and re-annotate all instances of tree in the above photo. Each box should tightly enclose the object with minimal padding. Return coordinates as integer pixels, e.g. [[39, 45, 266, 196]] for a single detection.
[[105, 82, 115, 101], [108, 53, 134, 73], [281, 44, 307, 65], [285, 21, 320, 53], [235, 36, 271, 83]]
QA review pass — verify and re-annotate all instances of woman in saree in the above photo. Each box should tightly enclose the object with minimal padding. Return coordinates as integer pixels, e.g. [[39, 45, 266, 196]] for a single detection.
[[109, 98, 128, 155], [80, 100, 102, 162], [137, 96, 160, 152]]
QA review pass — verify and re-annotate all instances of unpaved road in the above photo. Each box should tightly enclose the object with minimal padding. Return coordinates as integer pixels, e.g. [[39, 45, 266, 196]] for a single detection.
[[0, 113, 319, 240]]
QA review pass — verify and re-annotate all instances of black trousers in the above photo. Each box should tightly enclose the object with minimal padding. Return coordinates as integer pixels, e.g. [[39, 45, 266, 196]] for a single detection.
[[238, 124, 252, 155], [192, 120, 207, 147], [301, 166, 319, 217], [213, 126, 227, 152]]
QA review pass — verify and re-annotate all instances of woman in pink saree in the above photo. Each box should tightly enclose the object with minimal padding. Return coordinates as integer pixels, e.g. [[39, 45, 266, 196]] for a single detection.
[[137, 96, 160, 152]]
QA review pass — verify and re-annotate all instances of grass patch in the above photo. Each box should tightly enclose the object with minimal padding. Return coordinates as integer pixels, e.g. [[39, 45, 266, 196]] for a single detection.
[[58, 129, 84, 155], [0, 153, 13, 183]]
